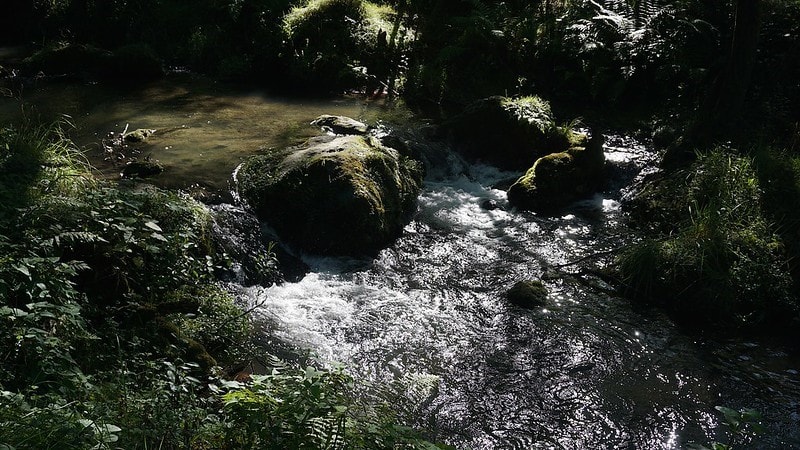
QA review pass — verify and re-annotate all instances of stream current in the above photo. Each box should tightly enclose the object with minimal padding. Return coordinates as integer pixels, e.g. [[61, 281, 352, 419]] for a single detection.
[[2, 74, 799, 449], [240, 137, 800, 449]]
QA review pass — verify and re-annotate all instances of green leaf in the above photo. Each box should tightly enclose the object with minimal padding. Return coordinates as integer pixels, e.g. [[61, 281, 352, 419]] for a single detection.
[[14, 265, 30, 277], [740, 408, 761, 422], [715, 405, 741, 427], [305, 366, 324, 379], [144, 221, 162, 232], [101, 424, 122, 433], [0, 307, 28, 318], [151, 232, 168, 242]]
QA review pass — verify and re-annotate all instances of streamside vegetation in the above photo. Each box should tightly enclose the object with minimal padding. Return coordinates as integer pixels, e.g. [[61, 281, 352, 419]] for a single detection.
[[3, 0, 800, 446], [0, 120, 441, 449], [619, 149, 800, 335]]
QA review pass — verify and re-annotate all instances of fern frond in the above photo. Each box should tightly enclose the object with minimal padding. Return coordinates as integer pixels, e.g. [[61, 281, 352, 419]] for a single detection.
[[49, 231, 109, 249]]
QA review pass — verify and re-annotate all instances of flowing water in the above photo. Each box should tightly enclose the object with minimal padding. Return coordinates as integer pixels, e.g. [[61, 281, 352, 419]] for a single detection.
[[240, 142, 800, 449], [2, 74, 799, 449]]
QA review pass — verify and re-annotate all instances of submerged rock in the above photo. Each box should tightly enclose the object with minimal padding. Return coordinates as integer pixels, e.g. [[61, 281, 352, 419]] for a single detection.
[[311, 115, 368, 135], [121, 159, 164, 178], [445, 95, 571, 170], [507, 132, 605, 212], [506, 280, 548, 308], [235, 134, 423, 256], [480, 199, 500, 211]]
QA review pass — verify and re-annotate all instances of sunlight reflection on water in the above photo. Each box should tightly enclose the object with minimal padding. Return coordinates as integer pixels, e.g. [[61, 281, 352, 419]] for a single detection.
[[5, 77, 799, 448]]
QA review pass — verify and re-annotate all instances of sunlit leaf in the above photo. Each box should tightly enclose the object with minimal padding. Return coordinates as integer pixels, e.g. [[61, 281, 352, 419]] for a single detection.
[[144, 221, 162, 232]]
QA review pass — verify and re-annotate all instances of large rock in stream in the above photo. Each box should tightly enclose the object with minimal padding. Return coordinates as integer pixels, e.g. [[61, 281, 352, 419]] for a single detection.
[[445, 95, 572, 170], [235, 134, 423, 256], [507, 132, 605, 212]]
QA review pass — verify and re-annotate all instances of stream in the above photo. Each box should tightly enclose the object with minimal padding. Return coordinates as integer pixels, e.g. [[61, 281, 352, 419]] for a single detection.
[[2, 74, 799, 449]]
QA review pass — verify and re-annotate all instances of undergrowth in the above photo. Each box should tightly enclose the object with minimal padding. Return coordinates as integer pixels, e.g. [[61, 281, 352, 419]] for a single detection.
[[619, 148, 798, 334], [0, 120, 441, 449]]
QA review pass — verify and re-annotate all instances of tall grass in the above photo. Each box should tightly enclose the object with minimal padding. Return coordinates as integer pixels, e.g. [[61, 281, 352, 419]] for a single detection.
[[0, 117, 93, 222], [619, 148, 797, 333]]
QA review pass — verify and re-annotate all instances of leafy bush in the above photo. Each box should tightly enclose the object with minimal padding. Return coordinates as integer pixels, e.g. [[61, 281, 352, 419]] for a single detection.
[[619, 149, 797, 332], [282, 0, 365, 89], [1, 120, 235, 447], [221, 364, 443, 449]]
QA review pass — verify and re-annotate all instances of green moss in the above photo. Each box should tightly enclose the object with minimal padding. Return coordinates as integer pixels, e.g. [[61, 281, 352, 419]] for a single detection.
[[447, 95, 572, 170], [120, 159, 164, 178], [282, 0, 369, 92], [122, 128, 156, 142], [283, 0, 365, 35], [237, 135, 422, 255], [506, 280, 548, 308], [362, 1, 399, 36], [507, 134, 604, 211]]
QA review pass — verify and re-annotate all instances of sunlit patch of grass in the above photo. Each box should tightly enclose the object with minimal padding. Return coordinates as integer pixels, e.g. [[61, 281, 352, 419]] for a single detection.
[[363, 1, 394, 31], [0, 116, 94, 223], [283, 0, 365, 37]]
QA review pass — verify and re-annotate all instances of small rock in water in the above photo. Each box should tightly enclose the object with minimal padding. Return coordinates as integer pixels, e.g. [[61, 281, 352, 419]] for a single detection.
[[311, 115, 368, 135], [506, 280, 548, 309], [123, 128, 156, 142], [480, 199, 499, 210]]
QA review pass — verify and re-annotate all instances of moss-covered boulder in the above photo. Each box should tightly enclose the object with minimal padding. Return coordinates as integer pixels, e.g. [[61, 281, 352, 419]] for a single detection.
[[507, 132, 605, 212], [445, 96, 572, 170], [235, 134, 423, 255], [21, 42, 163, 81], [282, 0, 368, 93], [506, 280, 548, 308]]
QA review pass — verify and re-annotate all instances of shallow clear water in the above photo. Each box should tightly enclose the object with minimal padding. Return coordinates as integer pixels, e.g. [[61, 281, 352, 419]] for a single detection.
[[0, 74, 383, 190], [3, 76, 799, 449]]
